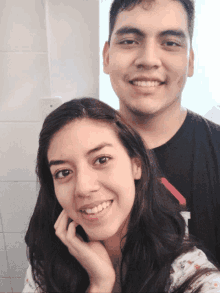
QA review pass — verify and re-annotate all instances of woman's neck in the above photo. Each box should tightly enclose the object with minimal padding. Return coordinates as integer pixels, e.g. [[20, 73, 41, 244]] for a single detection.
[[102, 219, 128, 267], [101, 235, 122, 269], [100, 219, 128, 292], [102, 236, 124, 293]]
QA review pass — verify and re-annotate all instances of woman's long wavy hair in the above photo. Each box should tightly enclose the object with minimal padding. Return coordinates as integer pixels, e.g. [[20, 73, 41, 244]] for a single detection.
[[25, 97, 219, 292]]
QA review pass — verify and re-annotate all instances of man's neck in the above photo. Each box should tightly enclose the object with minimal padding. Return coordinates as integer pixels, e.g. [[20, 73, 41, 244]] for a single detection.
[[119, 105, 187, 149]]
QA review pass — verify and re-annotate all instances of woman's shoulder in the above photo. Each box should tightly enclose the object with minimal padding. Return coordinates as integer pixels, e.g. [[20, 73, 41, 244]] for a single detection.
[[22, 264, 41, 293], [168, 246, 220, 292]]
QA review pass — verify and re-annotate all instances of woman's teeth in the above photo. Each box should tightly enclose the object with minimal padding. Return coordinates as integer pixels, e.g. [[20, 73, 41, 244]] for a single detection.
[[82, 200, 112, 215]]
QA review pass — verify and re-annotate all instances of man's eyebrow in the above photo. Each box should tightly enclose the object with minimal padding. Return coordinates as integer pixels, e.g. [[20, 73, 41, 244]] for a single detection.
[[159, 29, 187, 39], [114, 26, 145, 38], [114, 26, 187, 40], [48, 143, 113, 168]]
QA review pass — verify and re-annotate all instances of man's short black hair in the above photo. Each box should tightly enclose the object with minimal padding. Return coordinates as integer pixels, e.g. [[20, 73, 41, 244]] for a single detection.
[[108, 0, 195, 44]]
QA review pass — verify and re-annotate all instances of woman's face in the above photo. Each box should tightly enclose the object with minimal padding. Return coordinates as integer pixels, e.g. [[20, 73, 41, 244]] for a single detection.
[[47, 118, 141, 241]]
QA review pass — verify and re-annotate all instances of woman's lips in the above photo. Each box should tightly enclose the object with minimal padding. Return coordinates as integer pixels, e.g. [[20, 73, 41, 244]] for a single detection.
[[80, 200, 113, 221]]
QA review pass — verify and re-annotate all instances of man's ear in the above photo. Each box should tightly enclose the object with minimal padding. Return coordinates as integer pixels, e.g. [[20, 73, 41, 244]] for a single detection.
[[132, 157, 142, 180], [103, 41, 110, 74], [188, 48, 194, 77]]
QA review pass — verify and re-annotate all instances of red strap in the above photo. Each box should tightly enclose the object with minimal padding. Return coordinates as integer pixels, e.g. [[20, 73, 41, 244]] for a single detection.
[[161, 177, 186, 206]]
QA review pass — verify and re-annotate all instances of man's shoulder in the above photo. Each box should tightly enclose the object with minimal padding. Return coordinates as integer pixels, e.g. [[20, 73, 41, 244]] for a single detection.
[[187, 110, 220, 138]]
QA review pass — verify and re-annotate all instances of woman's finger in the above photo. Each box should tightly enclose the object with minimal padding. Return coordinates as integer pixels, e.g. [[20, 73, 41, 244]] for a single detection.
[[54, 209, 65, 229], [55, 210, 70, 243], [66, 222, 93, 261], [54, 209, 85, 254], [66, 221, 83, 245], [54, 212, 115, 285]]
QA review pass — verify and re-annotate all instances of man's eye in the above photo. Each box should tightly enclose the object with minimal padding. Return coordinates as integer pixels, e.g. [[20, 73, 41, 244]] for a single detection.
[[165, 41, 180, 47], [95, 156, 110, 165], [54, 170, 71, 179], [120, 40, 136, 45]]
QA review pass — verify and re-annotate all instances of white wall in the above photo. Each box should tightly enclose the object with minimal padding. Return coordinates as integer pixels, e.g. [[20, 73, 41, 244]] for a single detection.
[[0, 1, 99, 291], [99, 0, 220, 119], [46, 0, 99, 102]]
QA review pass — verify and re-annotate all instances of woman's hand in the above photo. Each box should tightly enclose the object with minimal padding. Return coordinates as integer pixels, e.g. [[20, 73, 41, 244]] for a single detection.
[[54, 210, 116, 292]]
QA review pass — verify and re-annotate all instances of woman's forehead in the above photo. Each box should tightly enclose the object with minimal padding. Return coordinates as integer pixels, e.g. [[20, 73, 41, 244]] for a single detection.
[[47, 118, 122, 159]]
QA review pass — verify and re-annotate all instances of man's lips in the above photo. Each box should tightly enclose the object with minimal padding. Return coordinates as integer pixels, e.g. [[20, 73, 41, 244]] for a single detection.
[[129, 80, 166, 89], [129, 76, 166, 85], [129, 80, 165, 86]]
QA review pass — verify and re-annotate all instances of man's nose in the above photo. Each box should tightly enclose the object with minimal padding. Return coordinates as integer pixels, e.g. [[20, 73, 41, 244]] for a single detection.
[[74, 167, 100, 198], [134, 40, 162, 70]]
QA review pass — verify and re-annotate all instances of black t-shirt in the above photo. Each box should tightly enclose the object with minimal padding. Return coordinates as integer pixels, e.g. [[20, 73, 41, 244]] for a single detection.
[[153, 110, 220, 265]]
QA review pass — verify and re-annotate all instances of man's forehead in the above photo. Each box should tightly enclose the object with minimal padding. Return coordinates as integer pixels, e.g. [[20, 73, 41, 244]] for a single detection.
[[112, 0, 188, 36]]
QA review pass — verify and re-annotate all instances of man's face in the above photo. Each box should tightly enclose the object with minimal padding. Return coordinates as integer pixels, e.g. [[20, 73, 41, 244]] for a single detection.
[[103, 0, 194, 117]]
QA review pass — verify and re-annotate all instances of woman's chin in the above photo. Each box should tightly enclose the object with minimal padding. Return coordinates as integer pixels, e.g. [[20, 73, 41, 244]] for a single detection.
[[87, 232, 114, 242], [84, 220, 128, 243]]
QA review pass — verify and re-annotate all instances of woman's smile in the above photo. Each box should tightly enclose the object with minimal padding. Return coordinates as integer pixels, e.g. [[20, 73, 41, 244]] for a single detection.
[[80, 200, 114, 222]]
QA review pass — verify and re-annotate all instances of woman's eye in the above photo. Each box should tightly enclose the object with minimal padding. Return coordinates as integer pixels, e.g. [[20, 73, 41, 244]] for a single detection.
[[95, 156, 110, 165], [54, 170, 71, 179]]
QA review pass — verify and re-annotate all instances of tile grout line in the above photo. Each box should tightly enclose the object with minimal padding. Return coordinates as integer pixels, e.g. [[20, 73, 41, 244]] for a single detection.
[[45, 0, 53, 98], [0, 212, 13, 292], [0, 51, 47, 53], [0, 121, 40, 123]]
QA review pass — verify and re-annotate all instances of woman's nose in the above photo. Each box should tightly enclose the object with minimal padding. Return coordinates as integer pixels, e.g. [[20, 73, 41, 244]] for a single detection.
[[74, 167, 100, 198]]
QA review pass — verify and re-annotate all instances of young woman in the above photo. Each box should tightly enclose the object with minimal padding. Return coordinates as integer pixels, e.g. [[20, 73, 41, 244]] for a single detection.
[[22, 97, 220, 293]]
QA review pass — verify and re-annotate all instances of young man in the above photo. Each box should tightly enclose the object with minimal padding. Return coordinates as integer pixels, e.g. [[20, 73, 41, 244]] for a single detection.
[[103, 0, 220, 265]]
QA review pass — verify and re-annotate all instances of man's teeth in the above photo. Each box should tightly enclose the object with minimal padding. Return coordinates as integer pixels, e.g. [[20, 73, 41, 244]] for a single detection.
[[132, 81, 161, 87], [82, 200, 112, 215]]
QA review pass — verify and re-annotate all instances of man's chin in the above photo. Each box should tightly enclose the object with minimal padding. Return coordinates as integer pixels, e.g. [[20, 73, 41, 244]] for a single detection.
[[119, 95, 181, 119], [121, 103, 163, 118]]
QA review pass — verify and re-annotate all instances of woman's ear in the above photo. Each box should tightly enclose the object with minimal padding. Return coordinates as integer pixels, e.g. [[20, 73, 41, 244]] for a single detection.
[[132, 157, 142, 180]]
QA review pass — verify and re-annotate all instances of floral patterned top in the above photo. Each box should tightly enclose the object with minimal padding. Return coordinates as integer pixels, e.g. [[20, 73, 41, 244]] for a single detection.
[[22, 247, 220, 293], [167, 247, 220, 292]]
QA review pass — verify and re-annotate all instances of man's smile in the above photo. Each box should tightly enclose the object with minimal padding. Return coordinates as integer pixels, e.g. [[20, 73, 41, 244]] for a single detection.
[[127, 77, 166, 94]]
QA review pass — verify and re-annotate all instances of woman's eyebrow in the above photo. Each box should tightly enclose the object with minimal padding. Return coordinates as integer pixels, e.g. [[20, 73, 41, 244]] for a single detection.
[[48, 143, 113, 168], [49, 160, 67, 168], [86, 143, 113, 156]]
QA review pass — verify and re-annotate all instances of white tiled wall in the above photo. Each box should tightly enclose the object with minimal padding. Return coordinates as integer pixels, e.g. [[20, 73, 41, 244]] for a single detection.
[[46, 0, 99, 102], [0, 0, 99, 292], [0, 53, 50, 122], [0, 124, 41, 181], [0, 233, 8, 277], [0, 212, 3, 233], [0, 183, 38, 233], [0, 0, 47, 52]]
